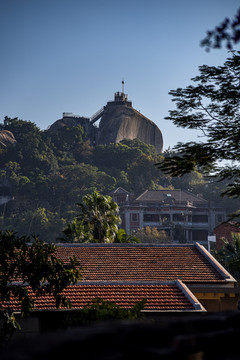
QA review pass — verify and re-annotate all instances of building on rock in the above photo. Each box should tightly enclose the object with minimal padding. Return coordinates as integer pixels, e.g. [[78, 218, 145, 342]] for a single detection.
[[48, 86, 163, 152]]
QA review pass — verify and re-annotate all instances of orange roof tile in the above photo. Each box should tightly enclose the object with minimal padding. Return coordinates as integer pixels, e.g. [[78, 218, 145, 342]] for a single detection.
[[55, 243, 232, 284], [4, 281, 204, 312]]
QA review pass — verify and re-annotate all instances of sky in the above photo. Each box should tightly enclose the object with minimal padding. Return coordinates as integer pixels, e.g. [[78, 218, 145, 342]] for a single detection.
[[0, 0, 239, 151]]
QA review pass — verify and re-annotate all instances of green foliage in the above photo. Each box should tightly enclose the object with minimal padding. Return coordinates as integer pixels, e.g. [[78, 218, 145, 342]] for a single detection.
[[156, 52, 240, 205], [0, 114, 238, 240], [61, 218, 86, 243], [214, 233, 240, 282], [173, 224, 186, 243], [134, 226, 172, 244], [62, 191, 121, 243], [92, 140, 163, 194], [2, 208, 66, 242], [47, 125, 85, 153], [201, 8, 240, 51], [128, 153, 163, 194], [0, 231, 82, 341], [114, 228, 140, 243], [63, 297, 147, 327]]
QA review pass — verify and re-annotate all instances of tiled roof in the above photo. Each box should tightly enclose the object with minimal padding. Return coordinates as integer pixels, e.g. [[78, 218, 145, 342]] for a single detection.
[[5, 281, 204, 312], [55, 243, 232, 284], [135, 189, 207, 204]]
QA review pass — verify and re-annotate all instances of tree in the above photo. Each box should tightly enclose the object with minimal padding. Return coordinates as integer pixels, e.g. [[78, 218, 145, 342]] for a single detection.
[[2, 208, 66, 242], [156, 51, 240, 202], [114, 228, 140, 243], [0, 231, 82, 341], [47, 124, 85, 155], [128, 153, 164, 194], [201, 7, 240, 51], [134, 226, 172, 244], [62, 191, 121, 243], [173, 224, 186, 243], [63, 298, 146, 327], [214, 233, 240, 282]]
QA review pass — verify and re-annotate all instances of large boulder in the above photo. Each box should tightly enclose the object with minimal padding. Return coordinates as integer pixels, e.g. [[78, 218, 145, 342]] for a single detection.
[[97, 103, 163, 153], [48, 92, 164, 153], [0, 130, 16, 147]]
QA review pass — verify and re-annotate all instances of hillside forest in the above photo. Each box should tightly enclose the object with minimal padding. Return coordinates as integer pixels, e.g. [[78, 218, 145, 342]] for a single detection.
[[0, 116, 239, 242]]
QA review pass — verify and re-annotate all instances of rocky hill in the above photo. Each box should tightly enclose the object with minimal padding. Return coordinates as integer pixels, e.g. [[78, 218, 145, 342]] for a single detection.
[[0, 130, 16, 147], [48, 91, 163, 153], [97, 102, 163, 153]]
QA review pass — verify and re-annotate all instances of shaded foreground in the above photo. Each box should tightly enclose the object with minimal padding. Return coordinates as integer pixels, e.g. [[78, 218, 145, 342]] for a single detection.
[[1, 311, 240, 360]]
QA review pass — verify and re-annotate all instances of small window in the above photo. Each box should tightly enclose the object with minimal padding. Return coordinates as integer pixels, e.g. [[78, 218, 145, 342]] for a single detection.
[[131, 213, 138, 222], [143, 214, 159, 222], [192, 215, 208, 223]]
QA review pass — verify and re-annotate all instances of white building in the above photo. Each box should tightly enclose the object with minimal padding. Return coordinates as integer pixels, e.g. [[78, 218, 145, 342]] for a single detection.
[[110, 188, 226, 243]]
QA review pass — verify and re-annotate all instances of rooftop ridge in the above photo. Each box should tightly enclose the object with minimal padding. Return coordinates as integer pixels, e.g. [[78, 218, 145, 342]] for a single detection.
[[54, 243, 196, 248], [195, 242, 236, 282], [72, 280, 178, 286], [135, 189, 148, 201], [112, 187, 129, 194], [135, 189, 208, 202]]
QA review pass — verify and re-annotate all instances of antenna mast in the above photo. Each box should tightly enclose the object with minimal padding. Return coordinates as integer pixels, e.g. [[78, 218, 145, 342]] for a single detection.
[[122, 79, 124, 93]]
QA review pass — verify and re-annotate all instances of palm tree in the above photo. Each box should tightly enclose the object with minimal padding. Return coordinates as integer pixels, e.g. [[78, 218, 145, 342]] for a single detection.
[[114, 228, 140, 243], [75, 191, 121, 243]]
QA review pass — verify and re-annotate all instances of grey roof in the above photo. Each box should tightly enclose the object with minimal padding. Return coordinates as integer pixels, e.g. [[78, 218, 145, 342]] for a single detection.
[[135, 190, 207, 203], [112, 187, 129, 194]]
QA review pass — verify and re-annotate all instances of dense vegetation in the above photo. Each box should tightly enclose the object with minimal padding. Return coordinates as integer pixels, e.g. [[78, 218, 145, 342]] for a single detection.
[[156, 51, 240, 217], [0, 230, 82, 341], [0, 116, 239, 241]]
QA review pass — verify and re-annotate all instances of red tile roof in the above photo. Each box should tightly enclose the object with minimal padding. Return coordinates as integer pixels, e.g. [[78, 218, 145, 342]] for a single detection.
[[55, 243, 233, 284], [5, 281, 204, 312], [3, 243, 234, 314]]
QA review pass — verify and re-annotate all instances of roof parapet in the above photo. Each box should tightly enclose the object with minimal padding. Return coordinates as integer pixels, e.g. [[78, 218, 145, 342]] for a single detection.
[[195, 242, 236, 282], [176, 279, 206, 311]]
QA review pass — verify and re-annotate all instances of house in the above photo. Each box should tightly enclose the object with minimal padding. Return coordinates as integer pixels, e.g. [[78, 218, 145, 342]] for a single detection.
[[110, 188, 226, 243], [214, 222, 240, 250], [2, 242, 239, 338], [54, 243, 238, 312], [7, 280, 205, 313]]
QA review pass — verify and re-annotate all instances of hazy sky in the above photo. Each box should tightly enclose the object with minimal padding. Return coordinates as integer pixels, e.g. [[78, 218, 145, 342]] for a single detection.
[[0, 0, 239, 150]]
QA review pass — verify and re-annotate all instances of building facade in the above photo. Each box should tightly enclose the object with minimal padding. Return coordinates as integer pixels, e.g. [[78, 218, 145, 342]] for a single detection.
[[111, 188, 226, 243], [214, 222, 240, 250]]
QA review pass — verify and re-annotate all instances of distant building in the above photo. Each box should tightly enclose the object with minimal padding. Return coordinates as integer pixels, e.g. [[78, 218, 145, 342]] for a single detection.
[[110, 188, 226, 243], [214, 222, 240, 250]]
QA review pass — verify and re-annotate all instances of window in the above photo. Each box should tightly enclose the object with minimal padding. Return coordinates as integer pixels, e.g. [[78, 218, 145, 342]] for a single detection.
[[160, 214, 170, 222], [192, 230, 208, 241], [192, 215, 208, 223], [173, 214, 184, 222], [143, 214, 159, 222], [131, 213, 138, 222]]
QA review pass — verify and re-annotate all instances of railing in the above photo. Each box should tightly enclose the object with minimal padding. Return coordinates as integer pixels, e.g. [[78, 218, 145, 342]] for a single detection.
[[89, 107, 105, 123]]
